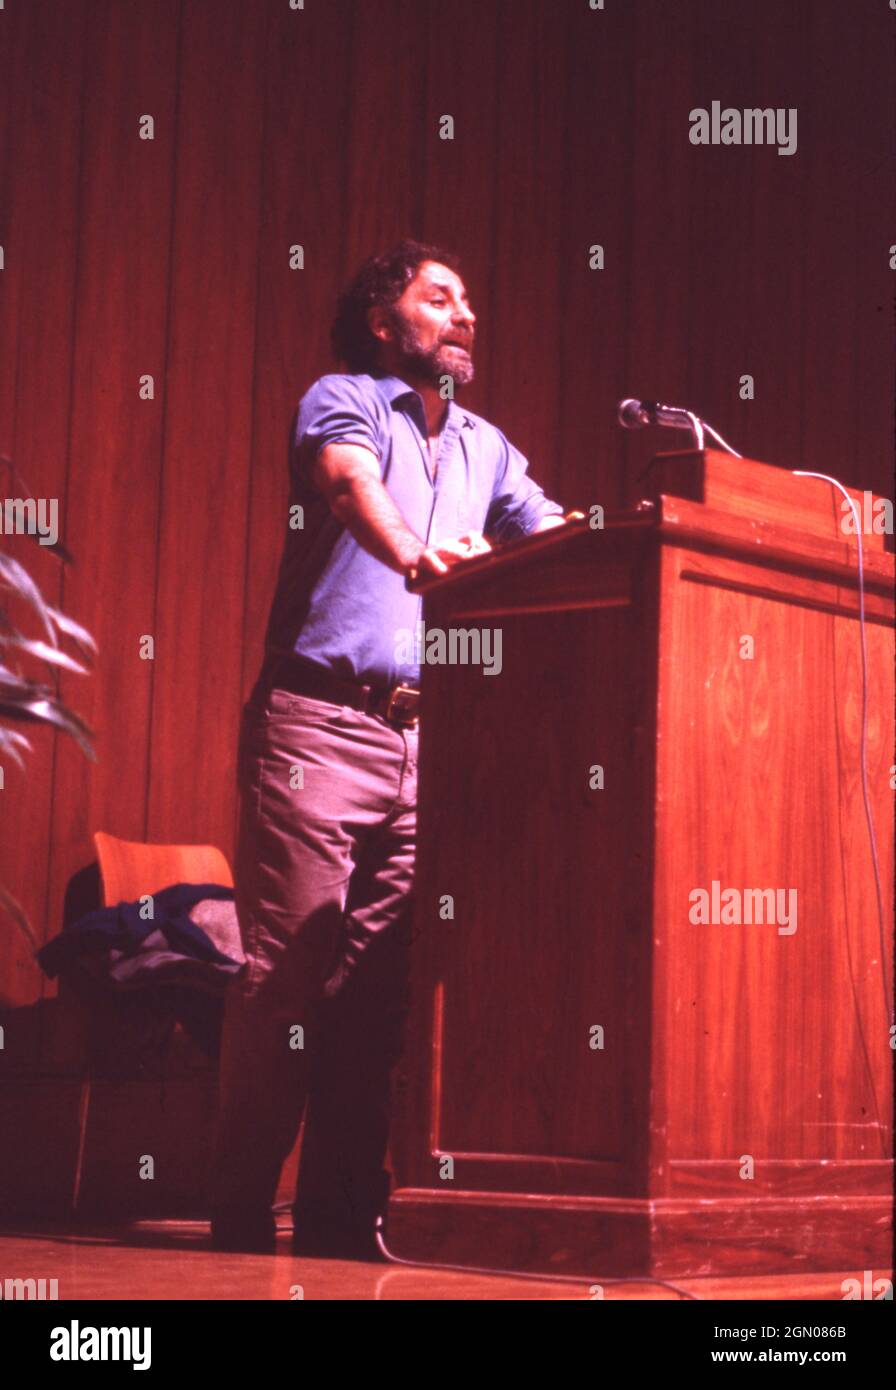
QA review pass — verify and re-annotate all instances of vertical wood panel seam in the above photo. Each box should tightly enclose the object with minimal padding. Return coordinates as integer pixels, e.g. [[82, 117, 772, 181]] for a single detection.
[[235, 0, 273, 852], [145, 0, 185, 840], [413, 0, 427, 238], [618, 10, 637, 504], [338, 3, 360, 285], [684, 0, 696, 442], [6, 10, 27, 471], [554, 0, 576, 510], [239, 0, 273, 702], [420, 0, 434, 227], [484, 1, 508, 427], [798, 0, 809, 474], [744, 11, 756, 466], [45, 3, 90, 953]]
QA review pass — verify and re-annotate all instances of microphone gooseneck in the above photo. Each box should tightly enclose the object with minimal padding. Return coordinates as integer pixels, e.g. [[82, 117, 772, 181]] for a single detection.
[[617, 397, 742, 457]]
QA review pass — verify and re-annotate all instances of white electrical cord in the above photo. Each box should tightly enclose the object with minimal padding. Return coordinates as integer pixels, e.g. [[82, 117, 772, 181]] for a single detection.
[[794, 469, 892, 1157], [374, 1218, 701, 1298], [685, 410, 705, 451], [703, 420, 742, 458]]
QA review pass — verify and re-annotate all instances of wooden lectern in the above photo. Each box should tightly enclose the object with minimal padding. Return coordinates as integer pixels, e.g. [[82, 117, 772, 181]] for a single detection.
[[386, 450, 894, 1279]]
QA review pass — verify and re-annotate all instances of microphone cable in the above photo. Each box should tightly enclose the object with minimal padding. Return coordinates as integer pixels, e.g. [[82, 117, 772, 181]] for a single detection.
[[374, 1216, 702, 1298], [794, 469, 892, 1157]]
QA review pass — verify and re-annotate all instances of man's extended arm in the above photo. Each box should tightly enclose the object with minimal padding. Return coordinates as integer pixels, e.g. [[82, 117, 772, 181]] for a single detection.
[[311, 442, 478, 580]]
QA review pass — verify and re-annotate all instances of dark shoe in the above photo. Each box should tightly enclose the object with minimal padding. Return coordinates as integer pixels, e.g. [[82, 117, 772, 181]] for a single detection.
[[292, 1168, 392, 1262], [291, 1226, 384, 1262], [291, 1196, 386, 1262], [210, 1209, 277, 1254]]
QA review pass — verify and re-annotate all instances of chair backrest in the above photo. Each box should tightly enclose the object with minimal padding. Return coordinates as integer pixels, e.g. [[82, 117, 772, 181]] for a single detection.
[[93, 831, 234, 908]]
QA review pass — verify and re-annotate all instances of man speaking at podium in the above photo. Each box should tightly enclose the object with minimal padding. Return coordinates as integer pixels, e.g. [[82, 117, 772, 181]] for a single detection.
[[211, 240, 569, 1257]]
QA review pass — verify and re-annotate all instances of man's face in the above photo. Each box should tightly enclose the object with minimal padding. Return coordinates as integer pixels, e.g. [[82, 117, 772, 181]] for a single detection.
[[375, 260, 476, 388]]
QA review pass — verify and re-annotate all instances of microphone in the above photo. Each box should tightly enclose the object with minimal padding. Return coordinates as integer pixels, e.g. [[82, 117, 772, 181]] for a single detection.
[[617, 398, 742, 458], [618, 398, 695, 431]]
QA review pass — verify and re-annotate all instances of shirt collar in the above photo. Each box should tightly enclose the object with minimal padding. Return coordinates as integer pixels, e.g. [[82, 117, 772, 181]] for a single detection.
[[370, 372, 476, 430]]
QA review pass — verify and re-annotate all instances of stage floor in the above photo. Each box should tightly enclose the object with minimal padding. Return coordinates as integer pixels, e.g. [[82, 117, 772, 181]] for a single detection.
[[0, 1222, 885, 1301]]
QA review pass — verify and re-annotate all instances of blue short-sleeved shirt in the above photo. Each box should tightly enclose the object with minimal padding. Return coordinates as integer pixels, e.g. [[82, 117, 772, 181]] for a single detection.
[[262, 371, 563, 688]]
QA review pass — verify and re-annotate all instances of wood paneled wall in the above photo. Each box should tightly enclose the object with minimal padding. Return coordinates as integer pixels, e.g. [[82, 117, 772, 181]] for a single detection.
[[0, 0, 893, 1006]]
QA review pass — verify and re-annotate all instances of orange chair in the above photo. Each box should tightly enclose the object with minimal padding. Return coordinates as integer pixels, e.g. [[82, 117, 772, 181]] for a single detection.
[[93, 831, 234, 908], [70, 832, 235, 1214]]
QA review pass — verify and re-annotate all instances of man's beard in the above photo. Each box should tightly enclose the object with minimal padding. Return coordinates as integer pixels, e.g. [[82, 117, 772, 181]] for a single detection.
[[388, 310, 475, 388]]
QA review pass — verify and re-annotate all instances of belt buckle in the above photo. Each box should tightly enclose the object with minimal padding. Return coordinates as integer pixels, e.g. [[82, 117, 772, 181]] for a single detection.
[[384, 683, 420, 727]]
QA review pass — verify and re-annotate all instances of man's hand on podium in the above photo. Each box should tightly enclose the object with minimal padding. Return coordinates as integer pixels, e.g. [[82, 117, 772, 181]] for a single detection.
[[404, 515, 584, 590], [534, 510, 587, 531], [405, 530, 492, 587]]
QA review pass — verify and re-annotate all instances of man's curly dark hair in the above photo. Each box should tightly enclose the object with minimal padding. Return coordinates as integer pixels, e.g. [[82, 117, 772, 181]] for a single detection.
[[331, 239, 461, 374]]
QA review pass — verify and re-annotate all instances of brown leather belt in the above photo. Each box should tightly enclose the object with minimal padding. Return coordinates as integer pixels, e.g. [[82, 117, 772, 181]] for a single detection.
[[270, 654, 420, 728]]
